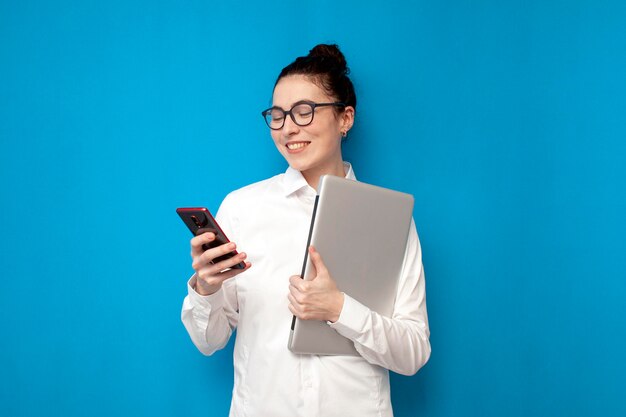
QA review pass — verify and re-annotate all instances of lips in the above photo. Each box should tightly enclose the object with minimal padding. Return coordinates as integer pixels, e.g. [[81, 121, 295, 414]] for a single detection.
[[286, 141, 310, 150]]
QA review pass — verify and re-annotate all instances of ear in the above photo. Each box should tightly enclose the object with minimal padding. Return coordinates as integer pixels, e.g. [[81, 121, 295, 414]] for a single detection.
[[340, 106, 355, 134]]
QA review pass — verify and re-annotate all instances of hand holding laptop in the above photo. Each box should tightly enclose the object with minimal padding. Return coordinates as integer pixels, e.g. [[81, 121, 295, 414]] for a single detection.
[[288, 175, 414, 355], [287, 246, 345, 323]]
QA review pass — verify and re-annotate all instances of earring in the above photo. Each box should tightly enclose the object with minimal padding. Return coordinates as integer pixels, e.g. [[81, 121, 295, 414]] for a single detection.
[[341, 131, 347, 138]]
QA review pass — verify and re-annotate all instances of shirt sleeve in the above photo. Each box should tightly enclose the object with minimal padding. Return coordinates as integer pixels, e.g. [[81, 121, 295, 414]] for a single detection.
[[180, 196, 240, 356], [328, 220, 431, 375], [181, 274, 239, 355]]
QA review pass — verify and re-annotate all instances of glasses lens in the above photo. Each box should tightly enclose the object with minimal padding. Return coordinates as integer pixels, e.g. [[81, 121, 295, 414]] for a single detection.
[[264, 108, 285, 129], [292, 103, 314, 126]]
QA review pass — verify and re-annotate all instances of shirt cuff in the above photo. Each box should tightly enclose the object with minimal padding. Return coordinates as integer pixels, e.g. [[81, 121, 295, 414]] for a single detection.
[[187, 274, 225, 310], [328, 293, 371, 340]]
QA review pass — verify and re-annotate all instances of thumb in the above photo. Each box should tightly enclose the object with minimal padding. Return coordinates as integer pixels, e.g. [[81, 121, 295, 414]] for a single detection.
[[308, 246, 328, 278]]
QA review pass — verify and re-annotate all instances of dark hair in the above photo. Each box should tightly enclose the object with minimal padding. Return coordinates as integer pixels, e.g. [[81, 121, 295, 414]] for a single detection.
[[275, 44, 357, 110]]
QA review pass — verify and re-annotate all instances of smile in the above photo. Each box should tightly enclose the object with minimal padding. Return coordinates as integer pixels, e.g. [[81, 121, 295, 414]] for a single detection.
[[286, 141, 310, 150]]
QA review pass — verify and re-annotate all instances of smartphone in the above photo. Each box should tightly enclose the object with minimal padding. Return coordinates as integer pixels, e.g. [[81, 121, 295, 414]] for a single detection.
[[176, 207, 246, 269]]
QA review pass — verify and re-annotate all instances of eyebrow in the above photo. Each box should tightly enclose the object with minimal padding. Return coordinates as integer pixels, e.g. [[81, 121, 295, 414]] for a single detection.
[[271, 99, 317, 110]]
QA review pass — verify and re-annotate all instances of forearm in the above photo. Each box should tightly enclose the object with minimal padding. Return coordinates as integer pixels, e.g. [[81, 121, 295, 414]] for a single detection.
[[180, 276, 238, 355], [330, 294, 431, 375], [330, 223, 431, 374]]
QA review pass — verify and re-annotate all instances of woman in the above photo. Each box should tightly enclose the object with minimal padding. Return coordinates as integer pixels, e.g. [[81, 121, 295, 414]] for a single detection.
[[181, 44, 430, 417]]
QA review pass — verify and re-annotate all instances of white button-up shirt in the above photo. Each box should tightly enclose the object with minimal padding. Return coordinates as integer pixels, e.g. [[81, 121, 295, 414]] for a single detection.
[[181, 163, 430, 417]]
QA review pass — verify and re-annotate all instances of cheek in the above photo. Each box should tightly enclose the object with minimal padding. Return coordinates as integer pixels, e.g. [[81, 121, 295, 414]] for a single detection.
[[317, 116, 341, 136]]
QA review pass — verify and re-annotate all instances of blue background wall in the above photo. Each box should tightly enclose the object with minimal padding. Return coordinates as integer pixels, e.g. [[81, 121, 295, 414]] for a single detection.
[[1, 1, 625, 416]]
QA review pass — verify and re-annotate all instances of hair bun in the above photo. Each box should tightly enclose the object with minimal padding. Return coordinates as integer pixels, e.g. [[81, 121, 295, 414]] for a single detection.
[[308, 44, 348, 74], [276, 43, 357, 109]]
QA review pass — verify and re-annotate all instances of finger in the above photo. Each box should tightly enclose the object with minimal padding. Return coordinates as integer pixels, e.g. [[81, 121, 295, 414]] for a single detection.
[[196, 261, 251, 289], [287, 292, 298, 307], [287, 295, 305, 317], [288, 302, 298, 317], [288, 288, 307, 306], [191, 232, 217, 256], [210, 251, 248, 273], [197, 228, 227, 245], [308, 246, 328, 276], [199, 241, 237, 265], [289, 275, 308, 292], [289, 275, 303, 287], [215, 261, 252, 280], [193, 242, 239, 274], [191, 242, 220, 272]]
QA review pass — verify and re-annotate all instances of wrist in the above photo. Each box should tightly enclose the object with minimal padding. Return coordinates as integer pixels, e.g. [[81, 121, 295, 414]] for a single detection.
[[195, 281, 220, 296], [329, 292, 345, 323]]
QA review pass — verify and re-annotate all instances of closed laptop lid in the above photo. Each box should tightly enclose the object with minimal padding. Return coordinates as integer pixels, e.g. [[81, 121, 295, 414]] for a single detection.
[[288, 175, 414, 355]]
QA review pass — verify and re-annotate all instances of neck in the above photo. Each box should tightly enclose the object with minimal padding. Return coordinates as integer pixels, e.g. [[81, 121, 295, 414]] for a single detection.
[[302, 160, 346, 191]]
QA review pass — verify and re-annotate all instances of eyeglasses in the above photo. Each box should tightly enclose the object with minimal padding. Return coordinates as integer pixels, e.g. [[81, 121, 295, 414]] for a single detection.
[[261, 101, 346, 130]]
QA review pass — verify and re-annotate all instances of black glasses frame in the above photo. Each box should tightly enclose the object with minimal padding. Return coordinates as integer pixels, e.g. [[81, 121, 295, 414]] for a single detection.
[[261, 100, 346, 130]]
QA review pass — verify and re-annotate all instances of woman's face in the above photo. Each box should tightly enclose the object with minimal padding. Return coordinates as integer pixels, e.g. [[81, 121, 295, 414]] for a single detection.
[[270, 75, 354, 185]]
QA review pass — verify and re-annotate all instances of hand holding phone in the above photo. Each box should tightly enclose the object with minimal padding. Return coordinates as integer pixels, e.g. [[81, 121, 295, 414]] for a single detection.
[[177, 207, 246, 270], [178, 207, 250, 296]]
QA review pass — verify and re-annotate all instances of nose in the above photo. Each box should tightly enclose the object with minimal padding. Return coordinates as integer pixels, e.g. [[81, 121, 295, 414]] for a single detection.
[[281, 114, 300, 137]]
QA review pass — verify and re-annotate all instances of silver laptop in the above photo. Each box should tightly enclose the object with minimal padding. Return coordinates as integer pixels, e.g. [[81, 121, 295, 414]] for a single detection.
[[288, 175, 414, 355]]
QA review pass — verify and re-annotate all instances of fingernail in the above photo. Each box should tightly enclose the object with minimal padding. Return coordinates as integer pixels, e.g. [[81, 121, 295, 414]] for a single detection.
[[228, 243, 236, 249]]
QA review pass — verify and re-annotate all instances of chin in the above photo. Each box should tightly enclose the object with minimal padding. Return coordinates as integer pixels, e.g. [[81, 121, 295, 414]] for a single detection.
[[282, 154, 312, 172], [287, 160, 311, 172]]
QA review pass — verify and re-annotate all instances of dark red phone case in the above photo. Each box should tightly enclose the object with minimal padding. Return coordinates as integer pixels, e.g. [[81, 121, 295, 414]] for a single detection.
[[176, 207, 245, 269]]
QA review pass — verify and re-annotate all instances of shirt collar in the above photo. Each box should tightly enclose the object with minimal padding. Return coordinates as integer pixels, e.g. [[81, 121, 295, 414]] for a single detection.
[[282, 162, 356, 197]]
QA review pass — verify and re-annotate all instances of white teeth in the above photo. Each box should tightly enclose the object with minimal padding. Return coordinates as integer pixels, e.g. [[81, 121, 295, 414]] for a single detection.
[[287, 142, 309, 150]]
